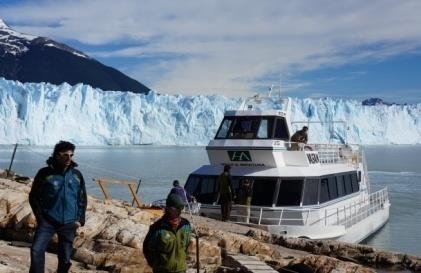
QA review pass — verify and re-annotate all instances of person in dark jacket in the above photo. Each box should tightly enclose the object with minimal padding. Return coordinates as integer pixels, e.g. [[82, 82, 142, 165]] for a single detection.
[[143, 193, 192, 273], [217, 165, 235, 221], [290, 126, 309, 150], [169, 180, 195, 203], [29, 141, 87, 273]]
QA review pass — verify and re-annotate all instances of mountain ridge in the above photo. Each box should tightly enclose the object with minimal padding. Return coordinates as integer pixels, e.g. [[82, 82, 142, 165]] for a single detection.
[[0, 19, 149, 94]]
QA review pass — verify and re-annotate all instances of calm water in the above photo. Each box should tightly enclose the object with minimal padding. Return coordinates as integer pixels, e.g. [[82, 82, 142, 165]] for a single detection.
[[0, 144, 420, 256]]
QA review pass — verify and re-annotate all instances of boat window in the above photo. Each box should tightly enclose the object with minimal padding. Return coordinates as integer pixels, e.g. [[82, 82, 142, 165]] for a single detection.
[[319, 178, 329, 203], [201, 177, 216, 194], [256, 118, 274, 139], [198, 176, 218, 203], [302, 179, 319, 205], [229, 117, 261, 139], [344, 174, 352, 194], [277, 179, 303, 206], [185, 175, 219, 204], [328, 176, 338, 199], [336, 175, 346, 197], [351, 173, 359, 192], [274, 118, 290, 140], [185, 175, 201, 197], [250, 178, 277, 206], [230, 176, 241, 193], [215, 118, 233, 139]]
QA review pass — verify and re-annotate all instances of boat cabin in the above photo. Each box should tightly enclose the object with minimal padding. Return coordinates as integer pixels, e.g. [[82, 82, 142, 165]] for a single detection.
[[185, 169, 360, 207]]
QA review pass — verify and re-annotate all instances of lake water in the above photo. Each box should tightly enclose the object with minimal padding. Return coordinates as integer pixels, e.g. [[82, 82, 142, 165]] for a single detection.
[[0, 144, 420, 256]]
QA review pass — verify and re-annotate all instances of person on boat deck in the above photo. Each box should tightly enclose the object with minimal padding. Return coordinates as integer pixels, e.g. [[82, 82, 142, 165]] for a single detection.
[[169, 179, 195, 203], [143, 193, 192, 273], [217, 165, 235, 222], [29, 141, 87, 273], [236, 178, 254, 223], [290, 126, 308, 150]]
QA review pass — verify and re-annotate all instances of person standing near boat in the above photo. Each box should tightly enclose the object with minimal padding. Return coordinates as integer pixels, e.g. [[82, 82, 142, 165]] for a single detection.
[[217, 165, 235, 222], [237, 178, 253, 223], [143, 193, 192, 273], [29, 141, 87, 273], [169, 180, 195, 203]]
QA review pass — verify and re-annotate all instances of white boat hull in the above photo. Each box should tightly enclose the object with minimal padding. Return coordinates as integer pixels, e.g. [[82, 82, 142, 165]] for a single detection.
[[198, 198, 390, 244]]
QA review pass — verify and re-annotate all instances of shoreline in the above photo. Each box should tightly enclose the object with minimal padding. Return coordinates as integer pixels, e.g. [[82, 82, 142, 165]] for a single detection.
[[0, 173, 420, 272]]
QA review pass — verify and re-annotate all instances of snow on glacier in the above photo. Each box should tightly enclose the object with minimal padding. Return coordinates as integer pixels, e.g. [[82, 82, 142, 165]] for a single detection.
[[0, 78, 419, 145]]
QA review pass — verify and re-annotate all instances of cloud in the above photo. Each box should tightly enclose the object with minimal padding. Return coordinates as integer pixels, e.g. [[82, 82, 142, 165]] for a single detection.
[[2, 0, 421, 96]]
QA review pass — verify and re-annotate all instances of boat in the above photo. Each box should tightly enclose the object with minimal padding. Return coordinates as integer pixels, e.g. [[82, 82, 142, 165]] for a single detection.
[[183, 94, 390, 243]]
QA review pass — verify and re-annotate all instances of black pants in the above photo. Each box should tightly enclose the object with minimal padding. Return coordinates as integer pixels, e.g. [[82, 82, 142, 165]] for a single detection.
[[220, 194, 232, 221]]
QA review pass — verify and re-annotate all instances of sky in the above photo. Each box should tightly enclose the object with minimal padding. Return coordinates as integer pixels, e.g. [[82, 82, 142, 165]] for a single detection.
[[1, 0, 421, 103]]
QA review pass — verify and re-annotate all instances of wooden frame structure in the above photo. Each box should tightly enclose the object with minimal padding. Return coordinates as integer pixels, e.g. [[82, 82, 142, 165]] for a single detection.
[[94, 178, 142, 208]]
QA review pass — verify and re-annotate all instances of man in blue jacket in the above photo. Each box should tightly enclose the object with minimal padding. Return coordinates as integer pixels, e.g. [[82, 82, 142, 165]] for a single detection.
[[29, 141, 87, 273]]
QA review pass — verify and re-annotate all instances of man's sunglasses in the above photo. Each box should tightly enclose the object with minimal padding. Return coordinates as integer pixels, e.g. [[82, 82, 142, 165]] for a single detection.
[[59, 153, 74, 158]]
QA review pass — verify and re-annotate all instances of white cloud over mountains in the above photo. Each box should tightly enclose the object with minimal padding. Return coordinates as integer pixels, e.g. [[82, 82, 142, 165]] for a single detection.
[[2, 0, 421, 96]]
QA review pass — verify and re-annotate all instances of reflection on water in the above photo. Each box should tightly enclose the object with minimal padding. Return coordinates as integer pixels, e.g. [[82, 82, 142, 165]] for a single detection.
[[0, 144, 420, 255]]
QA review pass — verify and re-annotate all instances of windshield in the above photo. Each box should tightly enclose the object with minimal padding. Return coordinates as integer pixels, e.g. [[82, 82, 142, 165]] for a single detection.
[[215, 116, 289, 140]]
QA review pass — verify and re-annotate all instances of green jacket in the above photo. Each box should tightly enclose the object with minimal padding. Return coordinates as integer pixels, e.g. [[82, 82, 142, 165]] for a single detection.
[[217, 172, 233, 196], [143, 217, 191, 273]]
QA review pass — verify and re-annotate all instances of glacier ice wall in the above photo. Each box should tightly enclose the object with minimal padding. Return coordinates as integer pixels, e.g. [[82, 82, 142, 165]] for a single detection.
[[0, 78, 420, 145]]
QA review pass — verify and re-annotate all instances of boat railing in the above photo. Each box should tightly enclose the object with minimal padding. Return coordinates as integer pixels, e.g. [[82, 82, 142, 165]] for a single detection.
[[310, 187, 389, 228], [229, 187, 389, 228], [285, 142, 361, 166]]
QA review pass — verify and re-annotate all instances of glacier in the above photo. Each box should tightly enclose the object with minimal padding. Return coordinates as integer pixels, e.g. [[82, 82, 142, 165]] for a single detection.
[[0, 78, 420, 145]]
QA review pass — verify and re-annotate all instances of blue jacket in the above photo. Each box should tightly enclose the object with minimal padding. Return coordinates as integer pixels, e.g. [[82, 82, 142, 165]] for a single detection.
[[29, 157, 87, 226]]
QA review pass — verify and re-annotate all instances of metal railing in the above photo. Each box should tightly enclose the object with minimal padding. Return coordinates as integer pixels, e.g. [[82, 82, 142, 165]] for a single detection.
[[226, 187, 388, 229], [284, 142, 362, 166]]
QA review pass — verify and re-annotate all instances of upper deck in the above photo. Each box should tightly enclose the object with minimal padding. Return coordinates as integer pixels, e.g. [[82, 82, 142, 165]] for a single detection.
[[208, 110, 360, 169]]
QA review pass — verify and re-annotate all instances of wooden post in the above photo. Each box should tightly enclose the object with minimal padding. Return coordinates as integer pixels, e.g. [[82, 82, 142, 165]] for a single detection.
[[196, 235, 200, 273], [6, 143, 18, 177], [131, 179, 142, 207], [94, 178, 142, 206], [96, 179, 111, 200], [128, 183, 142, 208]]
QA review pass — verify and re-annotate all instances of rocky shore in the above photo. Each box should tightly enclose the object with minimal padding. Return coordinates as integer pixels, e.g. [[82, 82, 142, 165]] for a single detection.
[[0, 174, 420, 273]]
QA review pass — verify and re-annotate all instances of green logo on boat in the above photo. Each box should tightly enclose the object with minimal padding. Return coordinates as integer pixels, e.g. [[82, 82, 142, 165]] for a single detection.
[[228, 151, 252, 161]]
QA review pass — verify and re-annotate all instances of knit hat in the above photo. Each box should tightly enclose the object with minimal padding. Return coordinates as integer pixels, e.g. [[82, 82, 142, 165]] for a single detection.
[[166, 193, 187, 209]]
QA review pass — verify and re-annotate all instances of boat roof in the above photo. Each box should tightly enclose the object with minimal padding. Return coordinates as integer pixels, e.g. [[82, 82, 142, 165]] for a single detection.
[[224, 110, 287, 117], [191, 164, 356, 178]]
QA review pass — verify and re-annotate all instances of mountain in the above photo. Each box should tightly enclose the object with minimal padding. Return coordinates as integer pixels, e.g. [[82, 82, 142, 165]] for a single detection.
[[362, 98, 396, 106], [0, 19, 149, 94], [0, 78, 420, 145]]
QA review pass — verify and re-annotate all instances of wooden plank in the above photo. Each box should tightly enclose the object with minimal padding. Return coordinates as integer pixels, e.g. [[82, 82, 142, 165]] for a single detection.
[[96, 178, 137, 186], [94, 178, 141, 206]]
